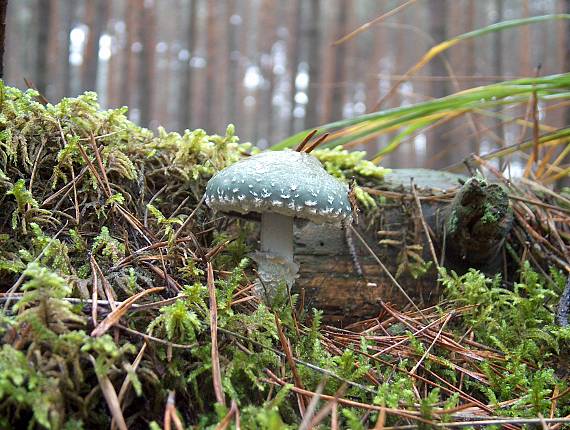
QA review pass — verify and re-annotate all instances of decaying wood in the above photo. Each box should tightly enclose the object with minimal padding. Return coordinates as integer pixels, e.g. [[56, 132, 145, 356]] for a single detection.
[[291, 172, 513, 324], [437, 176, 513, 270]]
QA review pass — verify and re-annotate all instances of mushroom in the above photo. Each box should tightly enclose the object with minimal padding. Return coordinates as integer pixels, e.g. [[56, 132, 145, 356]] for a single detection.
[[204, 150, 352, 302]]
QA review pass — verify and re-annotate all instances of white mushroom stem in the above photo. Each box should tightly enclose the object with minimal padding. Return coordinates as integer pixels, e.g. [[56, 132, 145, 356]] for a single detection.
[[261, 212, 293, 261], [253, 212, 299, 303]]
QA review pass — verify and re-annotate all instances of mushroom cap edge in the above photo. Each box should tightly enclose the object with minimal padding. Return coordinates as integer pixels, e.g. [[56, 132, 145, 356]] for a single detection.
[[204, 151, 353, 224]]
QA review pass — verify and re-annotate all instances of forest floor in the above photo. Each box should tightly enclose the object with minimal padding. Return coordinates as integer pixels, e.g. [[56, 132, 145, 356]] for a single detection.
[[0, 85, 569, 429]]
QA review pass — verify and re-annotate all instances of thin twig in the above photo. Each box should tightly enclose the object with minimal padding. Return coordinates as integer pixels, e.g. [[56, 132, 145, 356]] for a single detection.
[[215, 400, 238, 430], [349, 225, 427, 320], [3, 221, 68, 311], [89, 255, 100, 326], [117, 324, 198, 349], [309, 383, 348, 428], [333, 0, 418, 46], [264, 369, 434, 425], [410, 180, 440, 269], [298, 377, 327, 430], [90, 355, 128, 430], [531, 65, 542, 170], [173, 194, 206, 240], [91, 287, 165, 337], [89, 133, 113, 197], [208, 262, 226, 405], [217, 327, 376, 394], [410, 312, 453, 374], [275, 313, 307, 415], [380, 417, 570, 429], [111, 342, 148, 430], [163, 391, 184, 430]]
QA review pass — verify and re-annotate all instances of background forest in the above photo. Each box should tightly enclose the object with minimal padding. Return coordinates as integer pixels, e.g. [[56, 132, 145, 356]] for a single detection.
[[5, 0, 570, 169], [3, 1, 570, 428]]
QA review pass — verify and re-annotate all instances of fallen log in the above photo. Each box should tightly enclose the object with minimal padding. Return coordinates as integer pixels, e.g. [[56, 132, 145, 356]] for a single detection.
[[292, 169, 513, 324]]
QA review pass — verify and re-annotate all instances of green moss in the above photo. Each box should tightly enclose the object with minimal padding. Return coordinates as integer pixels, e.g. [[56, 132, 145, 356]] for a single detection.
[[481, 201, 499, 223], [312, 146, 390, 180], [312, 146, 391, 208], [0, 83, 568, 428], [446, 210, 458, 234]]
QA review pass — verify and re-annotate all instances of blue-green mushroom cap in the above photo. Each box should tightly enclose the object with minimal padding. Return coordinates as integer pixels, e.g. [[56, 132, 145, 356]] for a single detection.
[[205, 151, 352, 224]]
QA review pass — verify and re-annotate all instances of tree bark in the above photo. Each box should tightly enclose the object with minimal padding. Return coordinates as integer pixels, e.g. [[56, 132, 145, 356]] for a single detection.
[[81, 0, 108, 93], [178, 0, 197, 130], [564, 0, 570, 124], [493, 0, 504, 144], [520, 0, 531, 77], [225, 0, 238, 136], [60, 0, 74, 98], [45, 0, 61, 101], [205, 0, 220, 133], [426, 0, 451, 168], [121, 0, 139, 109], [139, 0, 156, 127], [257, 0, 276, 145], [0, 0, 8, 79], [35, 0, 52, 96], [235, 0, 250, 138], [304, 0, 321, 131], [106, 2, 122, 108], [287, 0, 302, 136], [464, 0, 478, 155], [328, 0, 350, 123]]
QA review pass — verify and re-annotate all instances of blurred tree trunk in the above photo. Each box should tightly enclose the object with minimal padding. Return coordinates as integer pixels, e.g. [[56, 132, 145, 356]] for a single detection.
[[465, 0, 478, 155], [61, 0, 74, 97], [427, 0, 450, 167], [287, 0, 302, 135], [80, 0, 94, 92], [240, 0, 257, 141], [139, 0, 156, 127], [257, 0, 276, 144], [493, 0, 504, 144], [329, 0, 350, 123], [216, 2, 229, 132], [178, 0, 197, 130], [122, 0, 139, 109], [153, 8, 169, 128], [81, 0, 108, 92], [35, 0, 52, 96], [366, 0, 386, 110], [46, 1, 60, 100], [520, 0, 531, 76], [565, 0, 570, 126], [304, 0, 321, 130], [107, 2, 123, 108], [0, 0, 7, 79], [206, 0, 222, 133], [225, 0, 238, 135], [237, 0, 250, 137], [559, 0, 570, 189], [393, 12, 406, 166], [465, 0, 475, 83]]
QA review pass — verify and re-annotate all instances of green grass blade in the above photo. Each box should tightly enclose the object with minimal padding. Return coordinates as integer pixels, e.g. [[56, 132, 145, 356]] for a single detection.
[[272, 74, 570, 163]]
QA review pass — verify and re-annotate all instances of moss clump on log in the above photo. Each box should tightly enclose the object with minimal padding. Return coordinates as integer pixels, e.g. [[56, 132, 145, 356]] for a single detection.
[[1, 85, 570, 429], [440, 176, 513, 269]]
